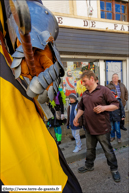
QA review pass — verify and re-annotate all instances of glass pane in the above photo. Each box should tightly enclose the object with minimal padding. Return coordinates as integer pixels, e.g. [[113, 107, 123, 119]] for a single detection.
[[122, 15, 127, 21], [106, 2, 112, 11], [100, 1, 105, 10], [101, 11, 105, 18], [106, 12, 112, 19], [115, 4, 120, 13], [122, 5, 127, 14], [60, 60, 100, 99], [115, 14, 121, 20]]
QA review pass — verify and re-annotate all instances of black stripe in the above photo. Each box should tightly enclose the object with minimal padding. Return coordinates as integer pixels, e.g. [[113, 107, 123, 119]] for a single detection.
[[0, 21, 3, 34], [58, 147, 82, 193], [0, 180, 9, 193], [0, 52, 33, 101]]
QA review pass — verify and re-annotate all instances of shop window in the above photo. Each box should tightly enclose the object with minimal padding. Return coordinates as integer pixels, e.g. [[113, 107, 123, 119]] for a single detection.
[[100, 0, 129, 21], [61, 61, 99, 98]]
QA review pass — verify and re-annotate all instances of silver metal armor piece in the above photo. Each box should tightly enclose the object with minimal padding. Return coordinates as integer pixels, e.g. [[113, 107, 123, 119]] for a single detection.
[[53, 62, 60, 77], [38, 31, 51, 46], [11, 58, 22, 68], [16, 45, 24, 53], [26, 87, 37, 98], [54, 79, 59, 88], [38, 72, 49, 89], [38, 90, 49, 104], [53, 81, 58, 93], [7, 15, 17, 50], [43, 68, 53, 85], [49, 43, 64, 77], [48, 64, 57, 81], [15, 1, 59, 49], [28, 76, 44, 94], [12, 51, 24, 58], [48, 86, 55, 101], [14, 65, 21, 79]]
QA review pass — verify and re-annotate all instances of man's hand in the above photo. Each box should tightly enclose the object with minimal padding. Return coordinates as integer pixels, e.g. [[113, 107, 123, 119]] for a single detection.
[[93, 105, 106, 114], [121, 118, 125, 120], [73, 117, 79, 126], [94, 104, 118, 113]]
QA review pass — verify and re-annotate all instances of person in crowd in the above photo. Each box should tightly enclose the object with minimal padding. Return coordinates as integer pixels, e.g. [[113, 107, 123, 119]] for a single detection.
[[107, 73, 128, 131], [47, 87, 66, 145], [110, 89, 125, 143], [67, 93, 82, 153], [73, 70, 121, 182]]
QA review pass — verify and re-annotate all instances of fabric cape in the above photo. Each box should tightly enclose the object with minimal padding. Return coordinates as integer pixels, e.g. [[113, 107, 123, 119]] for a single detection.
[[0, 1, 82, 192]]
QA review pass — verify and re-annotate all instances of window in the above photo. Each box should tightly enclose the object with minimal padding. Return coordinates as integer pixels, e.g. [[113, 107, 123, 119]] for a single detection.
[[100, 0, 113, 19], [61, 61, 99, 98], [100, 0, 129, 21]]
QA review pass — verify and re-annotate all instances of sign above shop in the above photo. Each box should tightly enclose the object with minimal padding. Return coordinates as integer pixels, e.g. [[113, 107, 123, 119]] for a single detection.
[[56, 16, 129, 32]]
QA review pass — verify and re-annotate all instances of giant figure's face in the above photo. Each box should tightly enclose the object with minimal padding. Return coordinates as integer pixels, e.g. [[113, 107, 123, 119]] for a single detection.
[[67, 70, 72, 77]]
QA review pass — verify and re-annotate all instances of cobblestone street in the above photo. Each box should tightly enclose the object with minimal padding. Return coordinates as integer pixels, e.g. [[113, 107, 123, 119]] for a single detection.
[[69, 146, 129, 193]]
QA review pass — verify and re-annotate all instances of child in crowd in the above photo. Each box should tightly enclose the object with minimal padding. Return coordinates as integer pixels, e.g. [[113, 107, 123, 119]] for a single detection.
[[67, 93, 82, 153], [47, 87, 66, 145], [110, 89, 125, 143]]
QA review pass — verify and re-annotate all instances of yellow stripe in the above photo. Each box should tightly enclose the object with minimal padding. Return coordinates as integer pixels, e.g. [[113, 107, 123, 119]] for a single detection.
[[1, 67, 67, 190], [0, 45, 13, 63], [0, 1, 6, 37]]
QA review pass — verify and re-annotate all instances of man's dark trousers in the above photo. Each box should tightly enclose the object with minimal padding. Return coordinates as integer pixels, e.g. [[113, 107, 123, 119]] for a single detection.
[[85, 131, 118, 171], [120, 120, 126, 129]]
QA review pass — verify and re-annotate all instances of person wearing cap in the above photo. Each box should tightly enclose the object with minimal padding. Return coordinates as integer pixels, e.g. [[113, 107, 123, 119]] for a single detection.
[[107, 73, 128, 131], [67, 93, 82, 153], [73, 70, 121, 182], [110, 89, 125, 143]]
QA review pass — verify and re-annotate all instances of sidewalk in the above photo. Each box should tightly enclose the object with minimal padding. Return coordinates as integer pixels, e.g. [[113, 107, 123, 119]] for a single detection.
[[59, 123, 129, 163]]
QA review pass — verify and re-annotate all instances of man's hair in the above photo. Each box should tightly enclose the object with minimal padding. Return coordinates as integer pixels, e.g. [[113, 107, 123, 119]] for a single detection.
[[95, 76, 98, 81], [80, 70, 96, 80], [112, 73, 119, 77]]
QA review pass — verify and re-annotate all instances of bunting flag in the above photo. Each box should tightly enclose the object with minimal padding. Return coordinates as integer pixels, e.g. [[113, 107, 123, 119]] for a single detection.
[[0, 1, 82, 192]]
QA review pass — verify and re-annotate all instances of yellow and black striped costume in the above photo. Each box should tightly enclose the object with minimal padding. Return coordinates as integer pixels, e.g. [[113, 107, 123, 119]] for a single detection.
[[0, 0, 82, 192]]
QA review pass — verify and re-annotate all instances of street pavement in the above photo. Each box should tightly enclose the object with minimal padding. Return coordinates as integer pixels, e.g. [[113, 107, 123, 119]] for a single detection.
[[68, 145, 129, 193], [60, 123, 129, 164]]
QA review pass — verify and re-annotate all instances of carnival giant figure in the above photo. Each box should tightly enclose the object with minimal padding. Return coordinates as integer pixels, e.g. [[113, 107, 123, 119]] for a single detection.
[[0, 0, 82, 192]]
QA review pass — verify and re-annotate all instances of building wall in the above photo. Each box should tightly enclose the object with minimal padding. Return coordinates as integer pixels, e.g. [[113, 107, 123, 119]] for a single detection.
[[42, 0, 129, 116], [76, 0, 98, 18], [42, 0, 70, 14]]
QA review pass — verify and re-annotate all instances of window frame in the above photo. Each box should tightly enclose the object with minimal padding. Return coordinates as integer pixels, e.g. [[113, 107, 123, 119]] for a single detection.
[[100, 0, 129, 21]]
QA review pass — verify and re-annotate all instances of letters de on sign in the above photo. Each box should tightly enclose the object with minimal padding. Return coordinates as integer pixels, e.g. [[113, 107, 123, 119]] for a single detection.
[[56, 16, 129, 32]]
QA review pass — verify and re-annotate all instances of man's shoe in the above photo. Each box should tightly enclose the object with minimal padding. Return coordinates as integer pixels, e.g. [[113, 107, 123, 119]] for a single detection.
[[78, 166, 94, 173], [73, 147, 82, 153], [120, 127, 127, 131], [111, 171, 121, 182], [117, 138, 121, 143], [110, 137, 115, 142]]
